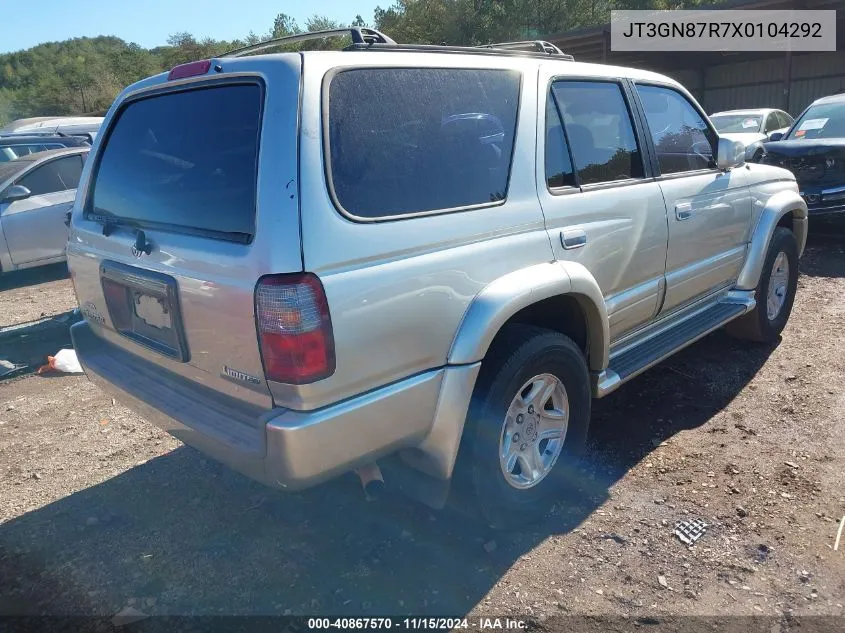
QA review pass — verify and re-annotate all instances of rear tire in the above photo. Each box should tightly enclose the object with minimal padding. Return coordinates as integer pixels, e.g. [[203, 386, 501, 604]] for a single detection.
[[726, 227, 798, 343], [458, 325, 591, 530]]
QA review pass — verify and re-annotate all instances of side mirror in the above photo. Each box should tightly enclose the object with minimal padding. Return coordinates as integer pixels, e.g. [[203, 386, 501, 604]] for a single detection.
[[716, 137, 745, 170], [2, 184, 31, 203], [768, 131, 784, 142]]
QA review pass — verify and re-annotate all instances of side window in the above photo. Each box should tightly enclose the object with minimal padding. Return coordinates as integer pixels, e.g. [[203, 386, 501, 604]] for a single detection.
[[8, 145, 40, 158], [778, 111, 794, 129], [550, 80, 644, 185], [54, 155, 84, 190], [328, 68, 521, 218], [545, 92, 576, 189], [764, 114, 781, 134], [635, 84, 716, 174], [18, 160, 66, 196]]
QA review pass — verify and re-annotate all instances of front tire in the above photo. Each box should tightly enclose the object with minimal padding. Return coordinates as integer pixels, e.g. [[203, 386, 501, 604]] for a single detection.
[[459, 325, 591, 530], [727, 227, 799, 342]]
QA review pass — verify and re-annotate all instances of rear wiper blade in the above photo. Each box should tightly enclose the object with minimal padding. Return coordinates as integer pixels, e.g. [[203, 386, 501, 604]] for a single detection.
[[88, 212, 124, 236], [102, 219, 117, 236]]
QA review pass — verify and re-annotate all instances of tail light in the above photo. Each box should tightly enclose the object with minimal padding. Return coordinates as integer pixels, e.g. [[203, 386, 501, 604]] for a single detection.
[[255, 274, 336, 384]]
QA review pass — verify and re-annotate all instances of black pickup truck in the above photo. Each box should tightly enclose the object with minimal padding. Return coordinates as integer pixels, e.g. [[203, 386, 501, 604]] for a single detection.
[[762, 93, 845, 216]]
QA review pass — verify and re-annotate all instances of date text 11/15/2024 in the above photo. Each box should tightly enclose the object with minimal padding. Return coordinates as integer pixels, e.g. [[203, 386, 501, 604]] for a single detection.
[[305, 618, 528, 630]]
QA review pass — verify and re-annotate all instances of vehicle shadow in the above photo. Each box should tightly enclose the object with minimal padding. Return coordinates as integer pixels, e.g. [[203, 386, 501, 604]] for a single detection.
[[0, 312, 77, 381], [800, 215, 845, 278], [0, 262, 69, 291], [0, 328, 774, 620]]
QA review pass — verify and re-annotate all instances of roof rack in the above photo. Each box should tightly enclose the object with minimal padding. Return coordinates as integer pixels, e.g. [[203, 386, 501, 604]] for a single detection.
[[344, 42, 575, 61], [481, 40, 573, 59], [220, 28, 574, 61], [222, 27, 396, 58]]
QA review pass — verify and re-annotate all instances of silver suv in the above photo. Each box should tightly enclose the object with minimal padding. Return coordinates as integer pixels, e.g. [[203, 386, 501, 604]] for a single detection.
[[68, 29, 808, 528]]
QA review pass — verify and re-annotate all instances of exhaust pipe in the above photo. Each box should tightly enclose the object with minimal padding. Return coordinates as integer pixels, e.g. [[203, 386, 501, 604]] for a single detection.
[[354, 462, 384, 501]]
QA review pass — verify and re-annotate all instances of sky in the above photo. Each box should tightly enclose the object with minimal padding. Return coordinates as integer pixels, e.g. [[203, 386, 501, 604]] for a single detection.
[[0, 0, 384, 53]]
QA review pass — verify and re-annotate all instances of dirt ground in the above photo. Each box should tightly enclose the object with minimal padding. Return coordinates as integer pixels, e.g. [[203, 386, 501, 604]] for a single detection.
[[0, 222, 843, 629], [0, 263, 77, 328]]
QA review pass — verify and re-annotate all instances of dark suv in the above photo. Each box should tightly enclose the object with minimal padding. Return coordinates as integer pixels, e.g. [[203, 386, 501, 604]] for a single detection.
[[0, 134, 90, 163], [762, 93, 845, 215]]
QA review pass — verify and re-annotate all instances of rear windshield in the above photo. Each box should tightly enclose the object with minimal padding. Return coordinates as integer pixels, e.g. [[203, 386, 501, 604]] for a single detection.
[[88, 83, 262, 242], [327, 68, 521, 219], [711, 114, 763, 134]]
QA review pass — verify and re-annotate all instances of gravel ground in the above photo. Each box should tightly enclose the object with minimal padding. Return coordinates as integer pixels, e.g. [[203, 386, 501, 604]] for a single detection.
[[0, 263, 77, 328], [0, 223, 843, 628]]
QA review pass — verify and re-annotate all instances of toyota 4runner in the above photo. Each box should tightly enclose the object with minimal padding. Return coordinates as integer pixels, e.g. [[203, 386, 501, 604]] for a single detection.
[[68, 29, 808, 529]]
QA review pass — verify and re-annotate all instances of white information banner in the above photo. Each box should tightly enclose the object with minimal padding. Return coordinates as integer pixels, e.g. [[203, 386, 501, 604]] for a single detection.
[[611, 10, 837, 52]]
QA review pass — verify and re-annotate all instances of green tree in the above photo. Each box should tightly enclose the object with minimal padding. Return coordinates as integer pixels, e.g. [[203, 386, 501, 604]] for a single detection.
[[0, 0, 731, 126], [272, 13, 301, 38]]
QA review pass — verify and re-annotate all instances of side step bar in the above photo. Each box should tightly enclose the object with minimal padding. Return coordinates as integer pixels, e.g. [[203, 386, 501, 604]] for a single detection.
[[594, 293, 755, 397]]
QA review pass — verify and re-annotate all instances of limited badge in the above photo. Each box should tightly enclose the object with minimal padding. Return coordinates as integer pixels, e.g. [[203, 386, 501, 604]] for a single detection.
[[223, 366, 261, 385]]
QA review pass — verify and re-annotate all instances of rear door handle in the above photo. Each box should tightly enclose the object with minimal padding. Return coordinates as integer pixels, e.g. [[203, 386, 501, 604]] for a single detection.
[[675, 203, 693, 221], [560, 228, 587, 250]]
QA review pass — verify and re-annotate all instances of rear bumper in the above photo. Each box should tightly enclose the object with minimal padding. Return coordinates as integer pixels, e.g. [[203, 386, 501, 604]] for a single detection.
[[71, 321, 444, 490]]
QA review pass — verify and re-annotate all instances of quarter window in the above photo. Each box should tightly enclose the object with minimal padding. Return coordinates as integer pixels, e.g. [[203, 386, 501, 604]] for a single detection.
[[550, 81, 644, 185], [764, 113, 781, 134], [635, 84, 716, 174], [327, 68, 521, 218], [777, 111, 794, 130]]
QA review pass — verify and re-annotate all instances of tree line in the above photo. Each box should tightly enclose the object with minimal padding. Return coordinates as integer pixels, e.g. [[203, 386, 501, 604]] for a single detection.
[[0, 0, 716, 125]]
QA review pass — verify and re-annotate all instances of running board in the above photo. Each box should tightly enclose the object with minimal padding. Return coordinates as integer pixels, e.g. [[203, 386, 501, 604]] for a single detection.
[[593, 293, 755, 397]]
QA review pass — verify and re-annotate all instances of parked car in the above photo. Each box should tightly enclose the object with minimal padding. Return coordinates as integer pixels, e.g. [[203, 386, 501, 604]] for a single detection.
[[710, 108, 794, 162], [1, 116, 103, 142], [67, 30, 807, 528], [0, 147, 88, 273], [761, 93, 845, 216], [0, 134, 90, 163]]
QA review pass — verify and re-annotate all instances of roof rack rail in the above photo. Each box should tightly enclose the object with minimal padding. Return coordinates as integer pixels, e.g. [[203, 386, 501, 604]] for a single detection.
[[222, 27, 396, 58], [342, 41, 575, 61], [481, 40, 573, 59]]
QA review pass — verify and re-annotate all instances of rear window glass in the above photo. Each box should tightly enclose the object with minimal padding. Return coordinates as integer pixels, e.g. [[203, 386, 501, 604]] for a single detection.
[[327, 68, 521, 219], [89, 84, 261, 242]]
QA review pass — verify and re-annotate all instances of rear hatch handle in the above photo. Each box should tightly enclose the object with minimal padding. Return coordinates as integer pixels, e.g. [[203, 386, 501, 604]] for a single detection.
[[132, 230, 153, 257]]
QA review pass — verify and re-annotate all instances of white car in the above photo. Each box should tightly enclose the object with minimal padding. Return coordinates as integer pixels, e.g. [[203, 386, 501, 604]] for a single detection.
[[0, 116, 103, 143], [710, 108, 794, 162], [0, 147, 89, 273]]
